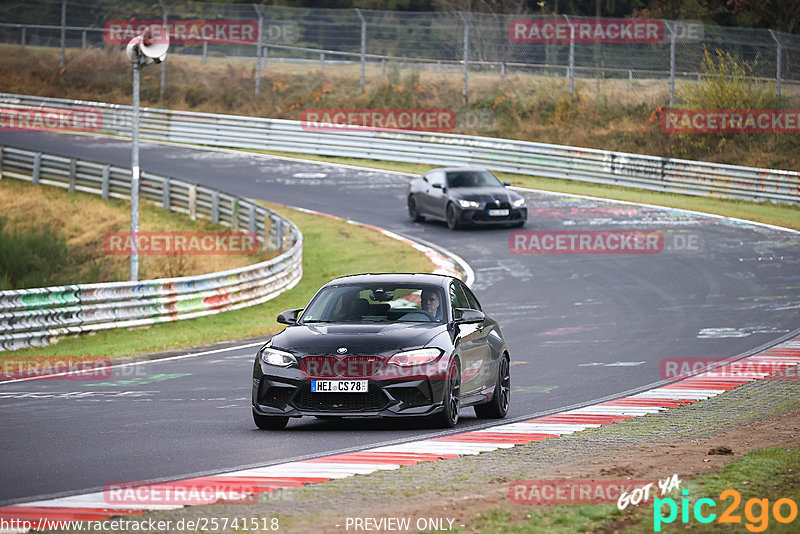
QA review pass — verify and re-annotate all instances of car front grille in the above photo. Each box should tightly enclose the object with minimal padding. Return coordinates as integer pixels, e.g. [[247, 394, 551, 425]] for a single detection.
[[295, 385, 388, 411]]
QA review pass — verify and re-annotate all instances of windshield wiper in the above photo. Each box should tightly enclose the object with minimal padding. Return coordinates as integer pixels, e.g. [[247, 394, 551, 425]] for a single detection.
[[302, 319, 336, 323]]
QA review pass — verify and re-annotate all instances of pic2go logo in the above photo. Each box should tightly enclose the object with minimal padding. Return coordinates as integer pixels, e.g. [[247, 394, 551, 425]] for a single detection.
[[654, 489, 798, 532]]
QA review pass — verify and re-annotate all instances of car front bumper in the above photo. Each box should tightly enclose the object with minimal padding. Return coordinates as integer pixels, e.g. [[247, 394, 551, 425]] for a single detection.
[[252, 368, 449, 418], [455, 206, 527, 225]]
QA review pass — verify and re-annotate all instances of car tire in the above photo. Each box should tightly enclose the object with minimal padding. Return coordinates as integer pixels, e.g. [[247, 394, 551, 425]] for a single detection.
[[434, 359, 461, 428], [252, 409, 289, 430], [408, 196, 424, 222], [446, 203, 461, 230], [474, 356, 510, 419]]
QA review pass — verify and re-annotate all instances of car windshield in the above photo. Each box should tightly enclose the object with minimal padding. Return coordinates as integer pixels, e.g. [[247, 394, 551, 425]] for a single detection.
[[446, 170, 503, 189], [301, 284, 445, 324]]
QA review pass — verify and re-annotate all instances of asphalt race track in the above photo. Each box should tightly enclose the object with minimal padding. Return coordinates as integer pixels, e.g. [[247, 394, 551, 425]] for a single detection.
[[1, 131, 799, 505]]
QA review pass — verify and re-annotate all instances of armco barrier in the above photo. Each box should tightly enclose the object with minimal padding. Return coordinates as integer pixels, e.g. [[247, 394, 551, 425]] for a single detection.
[[0, 146, 302, 352], [1, 93, 797, 204]]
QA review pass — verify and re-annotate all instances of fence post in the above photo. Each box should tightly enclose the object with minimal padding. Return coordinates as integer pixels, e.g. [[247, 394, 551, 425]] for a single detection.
[[320, 52, 324, 70], [668, 21, 676, 106], [565, 15, 575, 99], [628, 70, 633, 90], [769, 30, 782, 107], [232, 198, 239, 230], [21, 27, 25, 48], [188, 184, 197, 221], [101, 165, 110, 199], [264, 45, 269, 70], [355, 8, 366, 94], [81, 30, 86, 49], [162, 178, 170, 210], [157, 0, 167, 101], [458, 11, 469, 102], [264, 212, 272, 248], [0, 146, 4, 180], [59, 0, 66, 71], [32, 153, 42, 184], [248, 205, 256, 236], [68, 158, 76, 192], [211, 190, 219, 224], [254, 4, 263, 96], [202, 41, 207, 64]]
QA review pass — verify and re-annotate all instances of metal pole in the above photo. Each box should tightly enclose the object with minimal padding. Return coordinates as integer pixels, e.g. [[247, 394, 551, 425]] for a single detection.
[[254, 4, 263, 96], [21, 27, 25, 48], [770, 30, 782, 107], [565, 15, 574, 98], [130, 59, 141, 281], [355, 8, 366, 94], [668, 21, 676, 106], [458, 11, 469, 102], [60, 0, 66, 70], [158, 0, 167, 101], [202, 41, 207, 64], [81, 30, 86, 49]]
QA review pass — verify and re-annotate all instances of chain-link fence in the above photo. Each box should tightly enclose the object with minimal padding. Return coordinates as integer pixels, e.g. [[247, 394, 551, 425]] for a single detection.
[[1, 0, 798, 102]]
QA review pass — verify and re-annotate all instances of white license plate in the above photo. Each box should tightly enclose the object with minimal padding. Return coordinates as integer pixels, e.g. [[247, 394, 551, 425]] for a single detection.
[[488, 209, 510, 216], [311, 380, 368, 393]]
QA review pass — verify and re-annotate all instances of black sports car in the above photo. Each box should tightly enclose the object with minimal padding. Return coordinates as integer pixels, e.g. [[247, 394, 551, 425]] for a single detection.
[[252, 273, 511, 429], [407, 167, 527, 229]]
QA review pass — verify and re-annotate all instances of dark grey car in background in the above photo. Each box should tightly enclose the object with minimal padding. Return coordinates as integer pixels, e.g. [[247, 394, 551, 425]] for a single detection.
[[407, 167, 527, 229]]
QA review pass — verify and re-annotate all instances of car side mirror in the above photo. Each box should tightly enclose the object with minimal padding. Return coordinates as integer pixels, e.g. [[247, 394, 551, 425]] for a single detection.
[[432, 183, 443, 189], [454, 308, 485, 324], [422, 175, 429, 183], [277, 308, 302, 325], [503, 181, 511, 186]]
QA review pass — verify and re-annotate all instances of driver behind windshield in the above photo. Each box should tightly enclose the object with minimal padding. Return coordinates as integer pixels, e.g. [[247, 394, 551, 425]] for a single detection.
[[420, 288, 443, 321]]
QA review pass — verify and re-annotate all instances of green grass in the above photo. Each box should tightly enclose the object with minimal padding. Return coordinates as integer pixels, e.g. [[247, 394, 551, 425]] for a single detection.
[[440, 446, 800, 534], [252, 149, 800, 232], [0, 203, 434, 361]]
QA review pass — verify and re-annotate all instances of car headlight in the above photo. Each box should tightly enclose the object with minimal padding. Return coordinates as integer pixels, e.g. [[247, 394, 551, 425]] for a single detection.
[[388, 348, 443, 366], [457, 199, 481, 209], [260, 347, 297, 367], [512, 198, 526, 208]]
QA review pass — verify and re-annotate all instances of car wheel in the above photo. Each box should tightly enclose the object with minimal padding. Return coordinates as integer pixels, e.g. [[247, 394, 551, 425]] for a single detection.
[[435, 359, 460, 428], [252, 409, 289, 430], [408, 196, 424, 222], [446, 203, 461, 230], [474, 356, 510, 419]]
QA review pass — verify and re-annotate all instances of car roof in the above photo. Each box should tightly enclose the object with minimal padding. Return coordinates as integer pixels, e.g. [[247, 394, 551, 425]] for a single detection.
[[424, 166, 490, 174], [322, 273, 458, 288]]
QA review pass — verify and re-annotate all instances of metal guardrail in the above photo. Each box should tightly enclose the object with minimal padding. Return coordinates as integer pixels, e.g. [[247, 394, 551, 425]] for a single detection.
[[1, 93, 797, 204], [0, 145, 303, 352]]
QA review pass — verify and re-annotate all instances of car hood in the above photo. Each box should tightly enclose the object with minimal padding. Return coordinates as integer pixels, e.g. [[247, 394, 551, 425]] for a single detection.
[[271, 322, 447, 356], [449, 187, 522, 204]]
